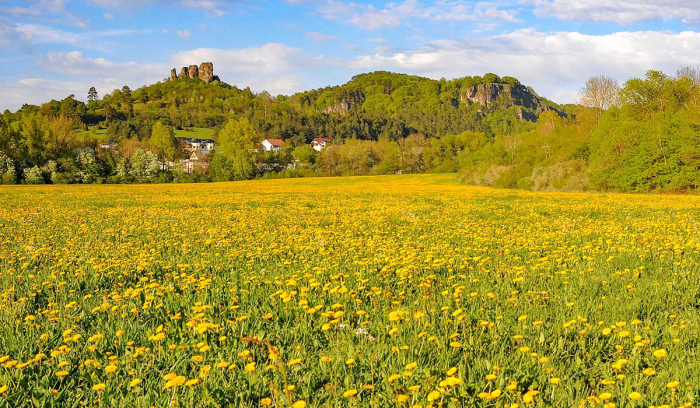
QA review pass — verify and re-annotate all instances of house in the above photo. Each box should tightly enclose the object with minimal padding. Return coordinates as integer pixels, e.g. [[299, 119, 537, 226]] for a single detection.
[[179, 138, 215, 152], [311, 137, 332, 151], [182, 150, 210, 174], [261, 138, 285, 152], [98, 143, 116, 150]]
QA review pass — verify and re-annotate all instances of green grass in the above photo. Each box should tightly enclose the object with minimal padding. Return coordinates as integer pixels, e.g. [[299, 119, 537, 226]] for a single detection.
[[175, 127, 216, 140]]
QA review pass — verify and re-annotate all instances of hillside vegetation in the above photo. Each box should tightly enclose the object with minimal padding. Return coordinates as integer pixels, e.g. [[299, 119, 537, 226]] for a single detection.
[[1, 68, 700, 192]]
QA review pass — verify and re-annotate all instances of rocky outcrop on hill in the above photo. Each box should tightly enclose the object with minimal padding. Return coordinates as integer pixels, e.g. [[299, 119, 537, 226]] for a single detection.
[[461, 83, 567, 119], [324, 101, 351, 115], [199, 62, 214, 83], [169, 62, 216, 83], [188, 65, 199, 79]]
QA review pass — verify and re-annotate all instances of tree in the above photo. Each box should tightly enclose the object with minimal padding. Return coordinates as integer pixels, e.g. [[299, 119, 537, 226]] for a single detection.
[[88, 87, 99, 102], [48, 115, 76, 154], [677, 65, 700, 86], [149, 122, 178, 162], [292, 145, 316, 166], [0, 115, 13, 151], [579, 75, 620, 120], [19, 114, 50, 165], [217, 118, 257, 180]]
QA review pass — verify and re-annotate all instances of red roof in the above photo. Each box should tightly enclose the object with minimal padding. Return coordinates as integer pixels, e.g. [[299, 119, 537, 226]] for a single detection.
[[313, 138, 331, 143], [264, 139, 285, 146]]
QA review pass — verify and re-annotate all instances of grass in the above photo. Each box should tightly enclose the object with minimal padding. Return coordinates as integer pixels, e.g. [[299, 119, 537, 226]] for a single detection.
[[0, 174, 697, 407], [174, 127, 216, 140]]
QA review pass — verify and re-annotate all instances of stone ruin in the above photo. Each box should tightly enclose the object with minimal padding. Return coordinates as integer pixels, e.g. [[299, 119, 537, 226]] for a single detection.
[[169, 62, 216, 83]]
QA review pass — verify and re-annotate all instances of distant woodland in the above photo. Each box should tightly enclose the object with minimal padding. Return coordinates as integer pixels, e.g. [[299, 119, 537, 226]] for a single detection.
[[2, 67, 700, 192]]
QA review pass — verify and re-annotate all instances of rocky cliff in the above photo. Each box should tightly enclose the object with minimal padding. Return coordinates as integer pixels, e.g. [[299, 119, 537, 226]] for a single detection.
[[461, 83, 567, 119], [169, 62, 216, 83]]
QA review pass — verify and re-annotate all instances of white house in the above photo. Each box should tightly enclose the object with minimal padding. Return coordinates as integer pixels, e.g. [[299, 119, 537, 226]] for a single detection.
[[261, 138, 285, 152], [180, 138, 215, 152], [311, 137, 331, 151]]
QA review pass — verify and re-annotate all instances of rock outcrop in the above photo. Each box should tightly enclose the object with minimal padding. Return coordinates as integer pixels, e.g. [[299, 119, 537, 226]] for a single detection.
[[198, 62, 214, 83], [188, 65, 199, 79], [169, 62, 216, 83], [461, 83, 567, 119], [323, 101, 351, 115]]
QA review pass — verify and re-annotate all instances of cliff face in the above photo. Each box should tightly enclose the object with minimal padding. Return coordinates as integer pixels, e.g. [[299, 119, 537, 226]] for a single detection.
[[323, 101, 351, 114], [461, 83, 567, 119], [169, 62, 216, 83]]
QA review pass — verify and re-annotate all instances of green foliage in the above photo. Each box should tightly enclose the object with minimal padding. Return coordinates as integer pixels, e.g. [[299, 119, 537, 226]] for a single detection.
[[149, 122, 177, 161], [217, 118, 257, 181]]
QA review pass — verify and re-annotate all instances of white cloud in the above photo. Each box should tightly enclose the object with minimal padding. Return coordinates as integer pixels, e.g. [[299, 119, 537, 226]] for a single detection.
[[531, 0, 700, 24], [14, 23, 154, 50], [315, 0, 521, 30], [305, 31, 338, 44], [103, 13, 114, 20], [176, 29, 191, 38], [87, 0, 244, 15], [347, 29, 700, 103]]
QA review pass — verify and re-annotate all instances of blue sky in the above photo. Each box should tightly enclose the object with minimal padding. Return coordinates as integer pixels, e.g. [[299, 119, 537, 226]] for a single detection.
[[2, 0, 700, 110]]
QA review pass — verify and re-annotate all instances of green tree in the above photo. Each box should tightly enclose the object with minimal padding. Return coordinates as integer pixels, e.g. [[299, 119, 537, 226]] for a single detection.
[[149, 122, 178, 162], [88, 87, 99, 102], [217, 118, 257, 180], [292, 145, 316, 166]]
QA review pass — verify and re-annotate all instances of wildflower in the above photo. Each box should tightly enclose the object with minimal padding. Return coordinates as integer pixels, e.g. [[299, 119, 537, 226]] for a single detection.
[[628, 392, 641, 401], [343, 389, 358, 398], [92, 383, 106, 391]]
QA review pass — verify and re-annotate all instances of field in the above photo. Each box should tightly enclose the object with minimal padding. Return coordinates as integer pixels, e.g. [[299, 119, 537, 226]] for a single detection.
[[0, 174, 699, 407]]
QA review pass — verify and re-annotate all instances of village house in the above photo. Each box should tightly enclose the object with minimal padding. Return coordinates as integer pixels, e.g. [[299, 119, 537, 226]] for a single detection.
[[311, 137, 331, 151], [179, 138, 215, 152], [183, 150, 210, 174], [261, 138, 285, 152]]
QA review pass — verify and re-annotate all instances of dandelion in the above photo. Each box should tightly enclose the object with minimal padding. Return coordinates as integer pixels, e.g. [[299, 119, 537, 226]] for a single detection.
[[92, 383, 106, 391], [343, 389, 358, 398]]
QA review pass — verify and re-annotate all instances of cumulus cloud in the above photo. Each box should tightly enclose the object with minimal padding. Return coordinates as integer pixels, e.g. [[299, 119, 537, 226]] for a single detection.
[[347, 29, 700, 103], [170, 44, 314, 93], [530, 0, 700, 24], [176, 29, 191, 38]]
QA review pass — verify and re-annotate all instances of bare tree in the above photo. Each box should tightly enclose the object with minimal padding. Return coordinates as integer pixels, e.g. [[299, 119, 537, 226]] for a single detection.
[[578, 75, 620, 120], [677, 65, 700, 86]]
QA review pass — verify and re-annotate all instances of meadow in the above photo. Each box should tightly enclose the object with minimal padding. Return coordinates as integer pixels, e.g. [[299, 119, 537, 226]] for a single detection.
[[0, 174, 699, 407]]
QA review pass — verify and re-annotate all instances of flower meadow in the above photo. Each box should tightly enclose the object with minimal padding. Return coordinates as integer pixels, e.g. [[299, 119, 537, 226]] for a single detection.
[[1, 174, 699, 407]]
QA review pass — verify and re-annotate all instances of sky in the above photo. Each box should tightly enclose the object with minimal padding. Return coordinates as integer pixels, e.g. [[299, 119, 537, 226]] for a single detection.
[[2, 0, 700, 111]]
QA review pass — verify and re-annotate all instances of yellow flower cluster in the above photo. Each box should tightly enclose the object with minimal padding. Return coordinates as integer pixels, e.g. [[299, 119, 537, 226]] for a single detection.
[[0, 174, 696, 406]]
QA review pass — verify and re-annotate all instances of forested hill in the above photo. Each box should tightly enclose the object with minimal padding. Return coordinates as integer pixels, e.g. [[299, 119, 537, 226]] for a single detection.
[[9, 70, 565, 144]]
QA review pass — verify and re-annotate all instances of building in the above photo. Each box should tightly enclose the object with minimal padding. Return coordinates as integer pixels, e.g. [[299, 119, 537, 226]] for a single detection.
[[261, 138, 285, 152], [311, 137, 332, 151], [181, 150, 210, 174], [179, 138, 215, 152]]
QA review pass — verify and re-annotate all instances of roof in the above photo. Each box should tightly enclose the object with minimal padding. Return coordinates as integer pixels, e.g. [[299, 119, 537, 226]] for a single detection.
[[264, 138, 285, 146], [179, 138, 215, 144], [312, 138, 331, 143], [190, 150, 209, 160]]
